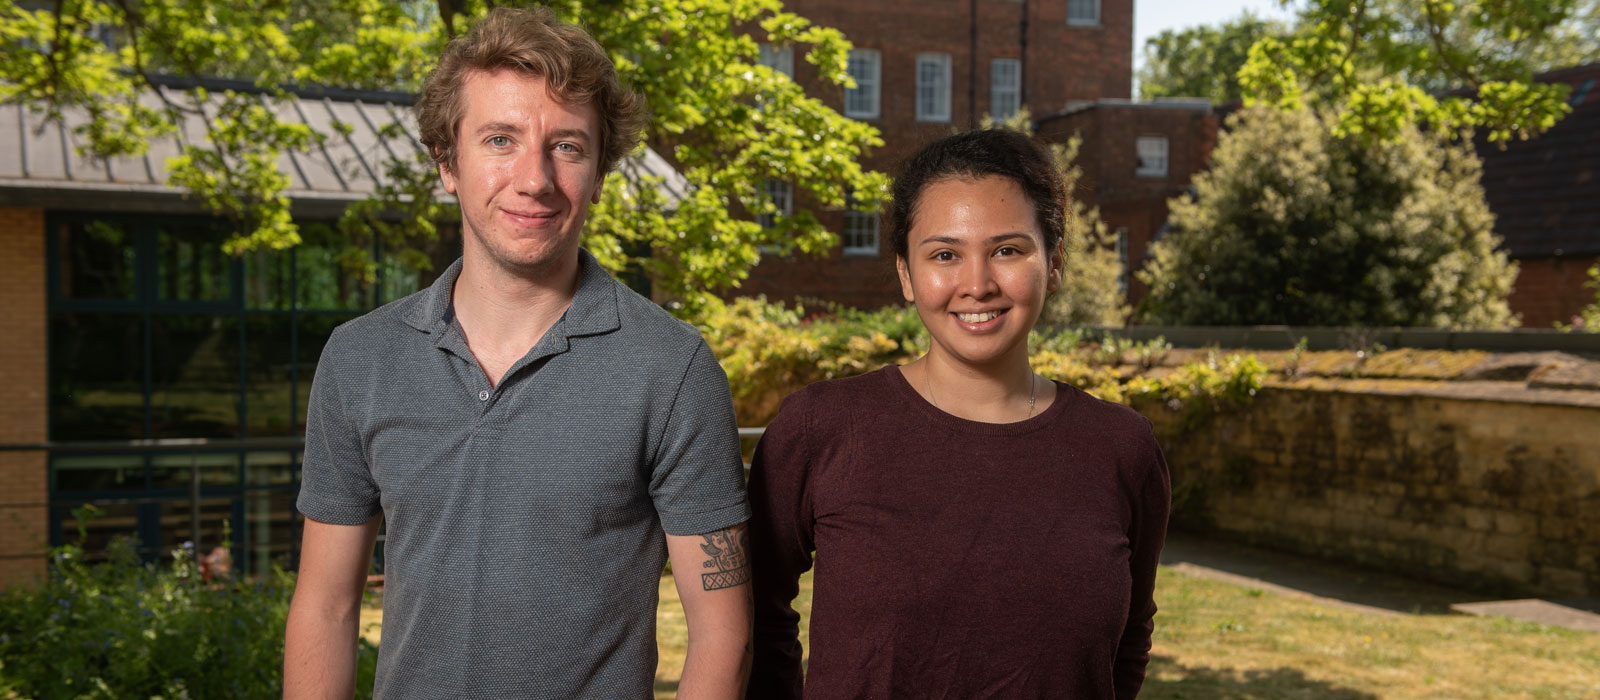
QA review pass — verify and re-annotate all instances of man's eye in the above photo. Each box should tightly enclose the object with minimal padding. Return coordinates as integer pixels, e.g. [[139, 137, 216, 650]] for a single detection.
[[488, 136, 511, 147], [555, 142, 579, 153]]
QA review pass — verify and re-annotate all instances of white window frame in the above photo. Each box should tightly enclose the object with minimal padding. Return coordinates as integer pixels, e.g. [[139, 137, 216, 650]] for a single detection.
[[842, 190, 879, 257], [758, 179, 792, 229], [1136, 136, 1169, 177], [845, 49, 881, 120], [916, 52, 952, 123], [758, 43, 794, 78], [1067, 0, 1101, 27], [990, 58, 1021, 121]]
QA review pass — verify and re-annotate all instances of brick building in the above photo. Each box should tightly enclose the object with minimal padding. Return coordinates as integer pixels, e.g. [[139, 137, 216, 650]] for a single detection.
[[1475, 62, 1600, 329], [1036, 99, 1219, 308], [737, 0, 1142, 309]]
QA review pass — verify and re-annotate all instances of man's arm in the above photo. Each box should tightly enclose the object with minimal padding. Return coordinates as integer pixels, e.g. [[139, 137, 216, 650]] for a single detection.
[[667, 521, 754, 700], [284, 515, 382, 700]]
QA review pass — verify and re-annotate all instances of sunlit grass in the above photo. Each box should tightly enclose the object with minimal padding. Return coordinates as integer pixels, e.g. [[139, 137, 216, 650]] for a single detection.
[[362, 566, 1600, 700]]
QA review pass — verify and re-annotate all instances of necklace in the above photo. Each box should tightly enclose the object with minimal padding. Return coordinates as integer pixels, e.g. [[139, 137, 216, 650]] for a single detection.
[[923, 366, 1039, 419]]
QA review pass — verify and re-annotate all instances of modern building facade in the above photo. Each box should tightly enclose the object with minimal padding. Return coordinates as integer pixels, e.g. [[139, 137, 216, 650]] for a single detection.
[[0, 78, 684, 587]]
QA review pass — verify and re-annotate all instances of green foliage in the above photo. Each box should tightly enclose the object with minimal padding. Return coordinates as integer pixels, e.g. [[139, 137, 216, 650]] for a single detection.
[[0, 0, 887, 311], [1138, 12, 1289, 102], [0, 509, 379, 699], [982, 110, 1128, 327], [1569, 264, 1600, 331], [702, 296, 1266, 427], [1238, 0, 1596, 144], [1138, 107, 1518, 328]]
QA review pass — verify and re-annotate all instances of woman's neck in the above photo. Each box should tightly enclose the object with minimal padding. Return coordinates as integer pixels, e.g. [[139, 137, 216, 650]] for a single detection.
[[907, 346, 1051, 424]]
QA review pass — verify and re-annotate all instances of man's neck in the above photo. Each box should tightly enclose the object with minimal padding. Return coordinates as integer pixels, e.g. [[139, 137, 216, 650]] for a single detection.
[[450, 250, 582, 386]]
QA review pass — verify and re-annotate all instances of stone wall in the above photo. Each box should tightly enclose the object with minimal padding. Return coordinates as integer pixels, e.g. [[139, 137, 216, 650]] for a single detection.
[[1143, 378, 1600, 598], [0, 206, 49, 587]]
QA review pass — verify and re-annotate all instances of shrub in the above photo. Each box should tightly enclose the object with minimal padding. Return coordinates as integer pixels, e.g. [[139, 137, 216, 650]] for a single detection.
[[0, 508, 378, 699]]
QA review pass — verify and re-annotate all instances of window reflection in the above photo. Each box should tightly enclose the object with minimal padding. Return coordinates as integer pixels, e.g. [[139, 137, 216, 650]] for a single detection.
[[149, 314, 240, 438], [54, 454, 145, 491], [157, 224, 232, 303], [243, 489, 298, 576], [50, 313, 145, 441], [57, 220, 137, 300], [151, 452, 240, 488], [244, 315, 296, 436]]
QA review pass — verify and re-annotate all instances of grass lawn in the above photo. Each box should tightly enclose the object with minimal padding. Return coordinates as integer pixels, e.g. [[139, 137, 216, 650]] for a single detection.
[[357, 566, 1598, 699], [652, 566, 1600, 700]]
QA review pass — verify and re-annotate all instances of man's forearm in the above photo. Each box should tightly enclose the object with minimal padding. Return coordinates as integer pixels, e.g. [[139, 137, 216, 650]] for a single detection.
[[283, 597, 361, 699], [676, 622, 754, 700]]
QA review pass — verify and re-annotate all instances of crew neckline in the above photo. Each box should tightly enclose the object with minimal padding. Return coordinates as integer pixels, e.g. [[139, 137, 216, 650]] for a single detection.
[[886, 364, 1075, 436]]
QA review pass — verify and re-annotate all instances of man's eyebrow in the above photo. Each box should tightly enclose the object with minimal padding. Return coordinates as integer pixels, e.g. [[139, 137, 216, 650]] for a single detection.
[[547, 127, 594, 145], [473, 122, 524, 135]]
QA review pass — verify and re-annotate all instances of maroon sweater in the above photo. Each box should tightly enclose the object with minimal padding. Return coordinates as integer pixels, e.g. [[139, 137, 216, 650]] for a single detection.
[[745, 367, 1170, 700]]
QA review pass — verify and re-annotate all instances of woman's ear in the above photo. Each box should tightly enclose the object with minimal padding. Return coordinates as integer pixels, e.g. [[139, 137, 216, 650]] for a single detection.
[[897, 256, 915, 303], [1046, 239, 1065, 294]]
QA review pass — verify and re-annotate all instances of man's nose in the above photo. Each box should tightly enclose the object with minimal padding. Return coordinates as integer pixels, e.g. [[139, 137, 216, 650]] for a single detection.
[[516, 148, 555, 196]]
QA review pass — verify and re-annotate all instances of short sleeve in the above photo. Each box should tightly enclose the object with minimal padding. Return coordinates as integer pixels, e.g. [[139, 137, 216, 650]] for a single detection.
[[648, 340, 751, 535], [296, 330, 383, 525]]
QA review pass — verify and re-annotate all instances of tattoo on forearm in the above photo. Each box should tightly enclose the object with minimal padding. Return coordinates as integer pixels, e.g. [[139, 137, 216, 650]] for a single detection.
[[698, 526, 751, 591]]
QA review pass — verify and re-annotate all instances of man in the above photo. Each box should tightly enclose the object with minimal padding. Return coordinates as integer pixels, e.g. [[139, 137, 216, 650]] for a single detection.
[[283, 8, 753, 699]]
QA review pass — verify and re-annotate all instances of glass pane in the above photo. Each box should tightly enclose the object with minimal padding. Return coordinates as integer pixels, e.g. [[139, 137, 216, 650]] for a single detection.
[[155, 496, 234, 554], [295, 314, 357, 431], [54, 454, 145, 492], [156, 222, 232, 302], [245, 249, 294, 311], [149, 314, 240, 438], [242, 489, 298, 576], [245, 450, 296, 487], [53, 502, 142, 561], [57, 219, 137, 300], [151, 451, 240, 488], [380, 254, 423, 305], [50, 313, 145, 440], [295, 244, 371, 311], [243, 315, 295, 437]]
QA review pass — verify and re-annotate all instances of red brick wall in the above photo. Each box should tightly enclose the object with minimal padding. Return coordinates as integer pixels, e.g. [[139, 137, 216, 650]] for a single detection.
[[1038, 104, 1219, 311], [0, 206, 49, 588], [1509, 255, 1600, 329], [738, 0, 1135, 309]]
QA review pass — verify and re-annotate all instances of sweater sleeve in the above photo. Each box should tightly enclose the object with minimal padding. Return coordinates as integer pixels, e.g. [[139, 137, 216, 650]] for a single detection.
[[1114, 426, 1173, 700], [744, 391, 820, 700]]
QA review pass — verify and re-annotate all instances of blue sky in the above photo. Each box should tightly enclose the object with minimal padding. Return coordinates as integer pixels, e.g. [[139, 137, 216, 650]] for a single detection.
[[1133, 0, 1297, 71]]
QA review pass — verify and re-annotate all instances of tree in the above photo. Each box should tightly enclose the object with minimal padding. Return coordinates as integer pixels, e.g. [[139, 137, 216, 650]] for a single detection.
[[1138, 107, 1517, 329], [1137, 13, 1288, 103], [1240, 0, 1599, 144], [0, 0, 889, 310]]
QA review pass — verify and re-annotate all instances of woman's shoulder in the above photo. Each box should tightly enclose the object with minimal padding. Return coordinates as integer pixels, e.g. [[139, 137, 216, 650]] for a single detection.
[[783, 365, 899, 409]]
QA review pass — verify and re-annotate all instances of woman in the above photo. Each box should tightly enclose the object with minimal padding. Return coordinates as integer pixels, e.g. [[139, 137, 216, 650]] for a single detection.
[[745, 129, 1170, 700]]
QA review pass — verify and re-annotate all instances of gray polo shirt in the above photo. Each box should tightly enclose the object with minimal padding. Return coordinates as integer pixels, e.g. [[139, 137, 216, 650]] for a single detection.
[[297, 249, 750, 699]]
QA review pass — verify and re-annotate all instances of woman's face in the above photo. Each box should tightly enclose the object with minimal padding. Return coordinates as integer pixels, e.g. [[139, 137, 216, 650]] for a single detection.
[[897, 175, 1063, 371]]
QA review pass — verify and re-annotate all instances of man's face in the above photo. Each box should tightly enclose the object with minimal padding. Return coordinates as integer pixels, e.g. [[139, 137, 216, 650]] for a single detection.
[[441, 69, 605, 277]]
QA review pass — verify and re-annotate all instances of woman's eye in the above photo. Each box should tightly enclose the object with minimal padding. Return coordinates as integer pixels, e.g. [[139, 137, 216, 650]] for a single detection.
[[995, 246, 1021, 257], [933, 251, 956, 262]]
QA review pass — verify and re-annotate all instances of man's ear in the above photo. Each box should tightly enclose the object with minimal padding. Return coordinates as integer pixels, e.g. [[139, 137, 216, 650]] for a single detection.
[[437, 151, 458, 195], [897, 256, 915, 303]]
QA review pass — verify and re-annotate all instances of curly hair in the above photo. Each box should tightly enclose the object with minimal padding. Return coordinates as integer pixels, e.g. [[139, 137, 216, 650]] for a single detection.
[[415, 7, 648, 177], [889, 129, 1065, 261]]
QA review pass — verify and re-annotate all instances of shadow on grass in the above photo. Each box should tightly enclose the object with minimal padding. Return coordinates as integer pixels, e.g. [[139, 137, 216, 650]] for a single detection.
[[1161, 533, 1482, 615], [1142, 655, 1379, 700]]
